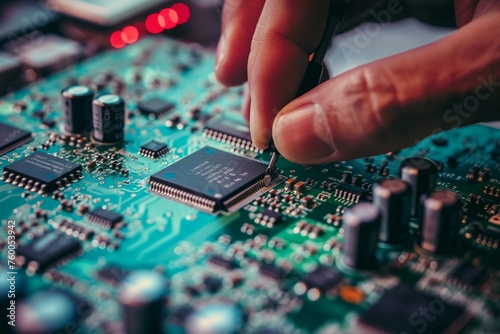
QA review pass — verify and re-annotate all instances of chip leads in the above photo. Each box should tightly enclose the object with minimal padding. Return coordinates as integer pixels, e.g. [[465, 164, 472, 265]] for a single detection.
[[2, 152, 82, 193], [0, 122, 32, 156], [139, 141, 168, 159]]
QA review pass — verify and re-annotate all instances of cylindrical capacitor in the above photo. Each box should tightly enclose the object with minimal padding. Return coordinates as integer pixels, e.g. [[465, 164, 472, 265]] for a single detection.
[[400, 157, 438, 217], [373, 178, 411, 244], [342, 203, 381, 270], [119, 271, 166, 334], [420, 190, 460, 254], [61, 85, 94, 134], [92, 94, 125, 144]]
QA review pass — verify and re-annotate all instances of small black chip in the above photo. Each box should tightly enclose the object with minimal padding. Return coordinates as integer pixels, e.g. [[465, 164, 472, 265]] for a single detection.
[[0, 122, 32, 156], [87, 208, 122, 229], [138, 97, 174, 118], [42, 118, 56, 128], [259, 263, 286, 281], [359, 283, 470, 334], [256, 209, 282, 225], [96, 265, 129, 286], [2, 152, 81, 193], [335, 183, 367, 203], [208, 255, 236, 270], [139, 140, 168, 159], [204, 115, 259, 151], [149, 147, 270, 213], [303, 266, 343, 291], [17, 232, 81, 272], [448, 263, 487, 289]]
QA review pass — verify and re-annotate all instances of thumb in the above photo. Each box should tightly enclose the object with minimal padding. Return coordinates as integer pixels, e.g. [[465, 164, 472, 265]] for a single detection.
[[272, 11, 500, 164]]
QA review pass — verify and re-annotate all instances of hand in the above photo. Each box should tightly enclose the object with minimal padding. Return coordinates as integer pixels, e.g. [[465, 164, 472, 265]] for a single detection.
[[215, 0, 500, 164]]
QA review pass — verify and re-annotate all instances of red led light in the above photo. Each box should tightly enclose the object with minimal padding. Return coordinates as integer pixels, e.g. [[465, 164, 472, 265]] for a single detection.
[[145, 13, 164, 34], [110, 31, 126, 49], [172, 3, 190, 24], [159, 8, 179, 30], [122, 26, 139, 44]]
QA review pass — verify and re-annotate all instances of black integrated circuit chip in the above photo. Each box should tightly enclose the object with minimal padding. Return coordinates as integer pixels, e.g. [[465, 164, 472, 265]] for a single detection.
[[203, 115, 259, 152], [359, 283, 470, 334], [259, 263, 286, 281], [87, 208, 123, 229], [207, 255, 237, 270], [17, 232, 81, 272], [96, 265, 129, 286], [303, 266, 343, 291], [448, 263, 487, 289], [139, 140, 169, 159], [138, 97, 174, 118], [2, 152, 81, 193], [0, 122, 32, 156], [149, 147, 270, 213]]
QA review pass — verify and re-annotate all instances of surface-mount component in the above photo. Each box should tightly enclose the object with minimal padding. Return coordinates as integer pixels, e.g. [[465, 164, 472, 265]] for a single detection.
[[0, 122, 32, 156], [138, 97, 175, 118], [149, 147, 276, 213], [203, 115, 256, 151], [303, 266, 343, 291], [359, 283, 470, 333], [448, 263, 488, 289], [17, 232, 81, 272], [2, 152, 81, 193], [139, 140, 169, 159], [87, 208, 123, 229]]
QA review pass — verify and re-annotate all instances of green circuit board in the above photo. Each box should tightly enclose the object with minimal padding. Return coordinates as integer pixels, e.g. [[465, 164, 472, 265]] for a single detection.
[[1, 37, 500, 334]]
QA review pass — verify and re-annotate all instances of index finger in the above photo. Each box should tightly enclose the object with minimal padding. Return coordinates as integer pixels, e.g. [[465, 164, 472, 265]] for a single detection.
[[248, 0, 330, 149]]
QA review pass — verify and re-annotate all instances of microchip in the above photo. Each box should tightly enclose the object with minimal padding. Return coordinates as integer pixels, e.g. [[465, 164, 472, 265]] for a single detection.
[[303, 266, 343, 291], [42, 118, 57, 128], [359, 283, 470, 334], [2, 152, 81, 193], [96, 265, 129, 286], [334, 183, 367, 203], [448, 263, 487, 289], [138, 97, 174, 118], [17, 232, 81, 272], [204, 115, 259, 152], [139, 140, 168, 159], [149, 147, 275, 213], [255, 209, 282, 226], [259, 263, 286, 281], [208, 255, 237, 270], [0, 122, 32, 156], [87, 208, 122, 229]]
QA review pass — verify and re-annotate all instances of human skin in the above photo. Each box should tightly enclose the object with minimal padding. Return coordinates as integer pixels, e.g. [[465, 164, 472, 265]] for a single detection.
[[215, 0, 500, 164]]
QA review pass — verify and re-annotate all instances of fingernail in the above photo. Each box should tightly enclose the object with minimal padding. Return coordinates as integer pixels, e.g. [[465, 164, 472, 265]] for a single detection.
[[250, 104, 270, 149], [215, 34, 226, 73], [274, 103, 335, 163]]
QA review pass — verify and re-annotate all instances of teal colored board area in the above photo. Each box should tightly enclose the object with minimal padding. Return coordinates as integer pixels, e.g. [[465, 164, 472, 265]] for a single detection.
[[1, 37, 500, 333]]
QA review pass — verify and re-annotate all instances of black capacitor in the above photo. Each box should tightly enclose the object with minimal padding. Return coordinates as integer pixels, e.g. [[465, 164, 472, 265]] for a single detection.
[[61, 85, 94, 134], [420, 190, 460, 254], [92, 94, 125, 144], [119, 271, 166, 334], [373, 178, 411, 244], [400, 157, 438, 217], [342, 203, 381, 270]]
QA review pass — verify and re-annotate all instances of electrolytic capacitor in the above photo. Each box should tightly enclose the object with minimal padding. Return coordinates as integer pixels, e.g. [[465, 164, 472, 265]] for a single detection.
[[119, 271, 166, 334], [420, 190, 460, 254], [400, 157, 438, 218], [373, 178, 411, 244], [92, 94, 125, 144], [61, 85, 94, 134], [342, 203, 381, 270]]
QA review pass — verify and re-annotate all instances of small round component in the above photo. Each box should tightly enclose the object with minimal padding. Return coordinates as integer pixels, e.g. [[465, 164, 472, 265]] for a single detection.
[[92, 93, 125, 144], [61, 85, 94, 134], [342, 203, 381, 270], [420, 190, 460, 254], [186, 302, 243, 334], [373, 178, 411, 244], [17, 290, 81, 334], [400, 157, 438, 218], [119, 271, 166, 334]]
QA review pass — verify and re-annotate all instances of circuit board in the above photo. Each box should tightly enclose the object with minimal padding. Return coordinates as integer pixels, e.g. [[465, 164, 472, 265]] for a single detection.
[[1, 37, 500, 334]]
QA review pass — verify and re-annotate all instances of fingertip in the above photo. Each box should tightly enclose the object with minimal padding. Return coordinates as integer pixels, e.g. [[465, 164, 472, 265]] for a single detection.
[[242, 83, 251, 123], [250, 105, 271, 149]]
